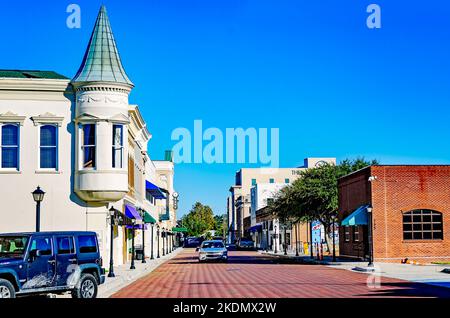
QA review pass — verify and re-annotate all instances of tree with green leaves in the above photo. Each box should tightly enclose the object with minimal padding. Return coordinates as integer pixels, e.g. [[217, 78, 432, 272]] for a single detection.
[[213, 214, 227, 239], [269, 158, 378, 253], [181, 202, 216, 237]]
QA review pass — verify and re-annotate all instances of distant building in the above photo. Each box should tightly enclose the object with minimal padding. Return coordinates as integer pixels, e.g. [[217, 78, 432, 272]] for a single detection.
[[339, 165, 450, 263], [227, 158, 336, 246]]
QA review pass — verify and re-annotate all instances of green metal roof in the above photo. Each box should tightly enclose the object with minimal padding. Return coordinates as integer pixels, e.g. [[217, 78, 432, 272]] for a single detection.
[[72, 5, 133, 86], [0, 70, 68, 80]]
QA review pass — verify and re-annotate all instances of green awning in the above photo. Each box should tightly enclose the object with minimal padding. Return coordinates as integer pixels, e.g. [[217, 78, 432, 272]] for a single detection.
[[143, 212, 157, 224], [341, 205, 370, 226], [172, 227, 188, 233]]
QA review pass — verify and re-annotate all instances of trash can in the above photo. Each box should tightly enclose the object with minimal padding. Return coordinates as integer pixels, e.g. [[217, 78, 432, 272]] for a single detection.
[[135, 248, 144, 260]]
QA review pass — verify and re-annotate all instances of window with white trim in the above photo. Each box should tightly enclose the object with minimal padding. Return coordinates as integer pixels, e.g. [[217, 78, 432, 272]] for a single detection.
[[81, 124, 96, 168], [40, 125, 58, 169], [1, 124, 19, 170], [112, 124, 123, 168]]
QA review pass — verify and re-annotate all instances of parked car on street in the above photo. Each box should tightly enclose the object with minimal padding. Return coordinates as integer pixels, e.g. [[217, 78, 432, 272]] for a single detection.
[[197, 240, 228, 262], [237, 238, 255, 250], [0, 231, 105, 299]]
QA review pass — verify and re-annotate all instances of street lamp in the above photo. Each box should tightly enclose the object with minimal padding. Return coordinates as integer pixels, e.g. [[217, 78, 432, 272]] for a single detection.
[[130, 219, 136, 270], [367, 206, 374, 267], [294, 222, 299, 257], [162, 228, 166, 256], [274, 224, 278, 254], [157, 225, 160, 258], [332, 216, 337, 262], [150, 223, 154, 260], [32, 186, 45, 232], [108, 206, 117, 278], [138, 208, 146, 264]]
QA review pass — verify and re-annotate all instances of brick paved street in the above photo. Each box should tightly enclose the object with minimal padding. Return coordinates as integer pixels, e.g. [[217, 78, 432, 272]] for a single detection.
[[112, 248, 450, 298]]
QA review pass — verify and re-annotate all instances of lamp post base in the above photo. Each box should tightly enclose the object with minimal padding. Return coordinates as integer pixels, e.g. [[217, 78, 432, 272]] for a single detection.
[[108, 272, 115, 278]]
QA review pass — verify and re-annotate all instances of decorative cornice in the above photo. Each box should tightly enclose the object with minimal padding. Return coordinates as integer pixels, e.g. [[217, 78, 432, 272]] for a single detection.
[[0, 78, 70, 92], [31, 112, 64, 127], [0, 111, 26, 125]]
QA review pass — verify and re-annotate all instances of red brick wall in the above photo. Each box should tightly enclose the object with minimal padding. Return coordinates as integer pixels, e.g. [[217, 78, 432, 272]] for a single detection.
[[371, 165, 450, 263], [339, 165, 450, 263]]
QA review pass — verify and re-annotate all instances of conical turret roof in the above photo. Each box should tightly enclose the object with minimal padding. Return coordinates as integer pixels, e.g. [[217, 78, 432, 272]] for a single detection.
[[72, 5, 133, 86]]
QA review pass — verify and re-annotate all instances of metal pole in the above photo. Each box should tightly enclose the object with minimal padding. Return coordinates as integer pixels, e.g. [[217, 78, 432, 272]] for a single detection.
[[130, 226, 136, 270], [142, 223, 146, 264], [295, 222, 299, 256], [284, 226, 287, 255], [332, 219, 336, 262], [36, 201, 41, 232], [266, 221, 269, 252], [310, 221, 314, 259], [157, 227, 160, 258], [151, 224, 154, 260], [108, 216, 115, 277], [162, 230, 165, 256], [368, 211, 374, 267]]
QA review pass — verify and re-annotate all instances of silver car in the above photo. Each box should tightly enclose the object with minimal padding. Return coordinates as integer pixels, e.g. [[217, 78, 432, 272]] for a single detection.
[[197, 240, 228, 262]]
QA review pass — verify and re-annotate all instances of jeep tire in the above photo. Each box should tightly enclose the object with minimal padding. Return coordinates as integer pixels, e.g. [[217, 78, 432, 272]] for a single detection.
[[0, 278, 16, 299], [71, 273, 98, 299]]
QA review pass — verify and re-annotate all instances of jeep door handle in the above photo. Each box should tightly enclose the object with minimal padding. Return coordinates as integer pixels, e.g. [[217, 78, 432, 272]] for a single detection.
[[69, 258, 77, 263], [48, 260, 56, 265]]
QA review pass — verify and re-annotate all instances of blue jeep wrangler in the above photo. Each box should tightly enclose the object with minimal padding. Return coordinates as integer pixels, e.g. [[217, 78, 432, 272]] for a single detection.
[[0, 231, 105, 298]]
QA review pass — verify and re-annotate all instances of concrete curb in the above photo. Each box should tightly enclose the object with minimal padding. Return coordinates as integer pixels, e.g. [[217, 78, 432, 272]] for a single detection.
[[98, 248, 183, 298]]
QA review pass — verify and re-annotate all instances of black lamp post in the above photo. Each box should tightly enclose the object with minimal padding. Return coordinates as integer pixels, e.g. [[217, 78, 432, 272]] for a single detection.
[[295, 222, 299, 257], [108, 206, 116, 278], [274, 224, 278, 254], [266, 221, 269, 252], [150, 223, 154, 260], [309, 221, 314, 259], [332, 217, 337, 262], [367, 206, 374, 267], [283, 224, 288, 256], [32, 186, 45, 232], [139, 209, 146, 264], [162, 229, 165, 256], [130, 219, 136, 270], [157, 225, 160, 258]]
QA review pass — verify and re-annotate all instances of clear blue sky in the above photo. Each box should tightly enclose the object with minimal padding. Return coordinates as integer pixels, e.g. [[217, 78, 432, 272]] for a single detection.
[[1, 1, 450, 217]]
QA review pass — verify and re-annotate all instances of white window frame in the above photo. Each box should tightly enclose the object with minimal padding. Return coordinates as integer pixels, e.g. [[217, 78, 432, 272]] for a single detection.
[[112, 124, 124, 169], [79, 123, 97, 170], [37, 124, 59, 172], [0, 123, 21, 172]]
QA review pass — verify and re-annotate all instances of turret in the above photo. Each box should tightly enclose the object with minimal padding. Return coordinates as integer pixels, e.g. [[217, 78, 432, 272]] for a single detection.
[[72, 6, 133, 203]]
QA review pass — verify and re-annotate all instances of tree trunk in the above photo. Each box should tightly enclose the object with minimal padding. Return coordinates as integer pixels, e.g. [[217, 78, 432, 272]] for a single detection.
[[321, 222, 332, 254]]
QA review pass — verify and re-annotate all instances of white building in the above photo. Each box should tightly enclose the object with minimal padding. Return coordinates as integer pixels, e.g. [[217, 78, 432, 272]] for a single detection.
[[227, 158, 336, 244], [0, 6, 177, 266]]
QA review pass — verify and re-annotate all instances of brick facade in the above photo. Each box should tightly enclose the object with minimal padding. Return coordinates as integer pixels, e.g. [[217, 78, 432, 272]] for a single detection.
[[338, 165, 450, 263]]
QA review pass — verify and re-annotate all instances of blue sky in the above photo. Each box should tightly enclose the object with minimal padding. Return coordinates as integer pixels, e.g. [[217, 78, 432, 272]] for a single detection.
[[1, 1, 450, 217]]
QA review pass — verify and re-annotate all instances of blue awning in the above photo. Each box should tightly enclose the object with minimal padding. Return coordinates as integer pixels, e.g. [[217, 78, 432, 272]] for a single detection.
[[145, 180, 166, 199], [125, 204, 142, 220], [341, 205, 370, 226], [249, 224, 262, 232]]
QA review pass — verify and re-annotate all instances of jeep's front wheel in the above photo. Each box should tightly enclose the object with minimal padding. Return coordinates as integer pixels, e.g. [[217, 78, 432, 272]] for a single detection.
[[0, 279, 15, 299], [71, 274, 98, 299]]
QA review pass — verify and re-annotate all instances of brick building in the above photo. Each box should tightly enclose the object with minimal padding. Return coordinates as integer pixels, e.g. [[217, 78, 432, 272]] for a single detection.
[[338, 165, 450, 263]]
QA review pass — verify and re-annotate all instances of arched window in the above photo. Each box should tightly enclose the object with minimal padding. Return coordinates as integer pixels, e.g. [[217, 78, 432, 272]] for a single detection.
[[403, 209, 443, 240], [1, 124, 19, 169]]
